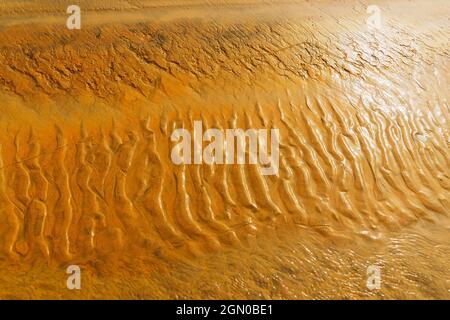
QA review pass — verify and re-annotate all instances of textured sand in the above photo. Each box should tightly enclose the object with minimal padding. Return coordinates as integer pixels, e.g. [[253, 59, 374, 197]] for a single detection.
[[0, 0, 449, 299]]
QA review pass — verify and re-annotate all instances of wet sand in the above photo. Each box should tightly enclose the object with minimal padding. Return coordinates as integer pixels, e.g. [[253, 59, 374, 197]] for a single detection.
[[0, 0, 449, 299]]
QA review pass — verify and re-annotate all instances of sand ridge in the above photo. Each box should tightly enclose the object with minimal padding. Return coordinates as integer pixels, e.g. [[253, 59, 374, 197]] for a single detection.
[[0, 0, 449, 299]]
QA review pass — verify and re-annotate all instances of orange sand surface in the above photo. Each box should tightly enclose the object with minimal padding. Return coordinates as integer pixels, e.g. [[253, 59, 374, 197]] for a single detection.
[[0, 0, 449, 299]]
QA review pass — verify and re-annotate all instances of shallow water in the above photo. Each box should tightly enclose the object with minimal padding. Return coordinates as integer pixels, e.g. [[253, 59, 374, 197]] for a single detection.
[[0, 0, 448, 299]]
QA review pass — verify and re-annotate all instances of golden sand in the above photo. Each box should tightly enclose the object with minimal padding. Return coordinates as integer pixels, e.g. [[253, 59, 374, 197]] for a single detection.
[[0, 0, 449, 299]]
